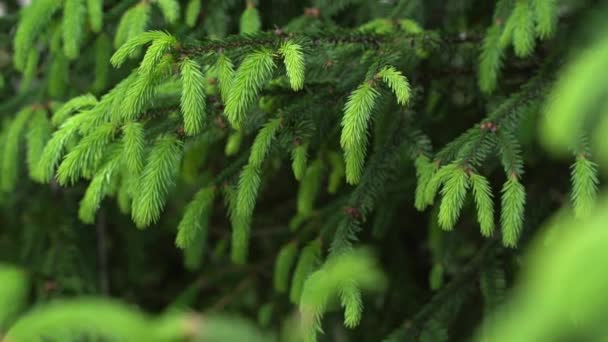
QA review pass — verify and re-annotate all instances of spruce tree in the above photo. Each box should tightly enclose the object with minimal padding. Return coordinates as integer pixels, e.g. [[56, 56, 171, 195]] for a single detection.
[[1, 0, 608, 341]]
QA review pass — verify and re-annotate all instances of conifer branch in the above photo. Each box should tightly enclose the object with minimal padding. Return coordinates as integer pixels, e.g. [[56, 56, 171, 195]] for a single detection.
[[180, 58, 207, 136], [1, 107, 34, 191], [570, 153, 599, 218], [274, 242, 299, 293], [384, 241, 497, 341], [131, 134, 183, 228], [340, 82, 379, 185], [500, 176, 526, 248]]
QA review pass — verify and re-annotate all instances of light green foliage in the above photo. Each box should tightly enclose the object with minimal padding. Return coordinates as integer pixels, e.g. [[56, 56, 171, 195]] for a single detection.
[[236, 118, 282, 218], [478, 199, 608, 342], [114, 3, 151, 49], [180, 58, 207, 135], [122, 55, 173, 120], [131, 135, 183, 228], [13, 0, 62, 70], [429, 263, 444, 290], [500, 177, 526, 247], [111, 31, 171, 68], [470, 173, 495, 237], [479, 24, 504, 93], [1, 107, 33, 192], [153, 0, 180, 24], [78, 147, 123, 223], [225, 131, 243, 156], [291, 143, 309, 181], [279, 41, 306, 91], [51, 94, 98, 126], [327, 151, 345, 194], [497, 128, 524, 177], [230, 211, 252, 265], [213, 54, 235, 103], [541, 34, 608, 154], [37, 112, 88, 183], [274, 242, 299, 293], [20, 49, 38, 92], [225, 50, 276, 129], [340, 82, 379, 184], [225, 184, 253, 265], [240, 5, 262, 34], [185, 0, 202, 27], [117, 173, 134, 214], [570, 156, 599, 218], [56, 123, 116, 185], [114, 6, 136, 49], [63, 0, 85, 59], [376, 66, 410, 105], [290, 240, 321, 304], [414, 155, 438, 211], [5, 299, 149, 340], [596, 114, 608, 166], [531, 0, 556, 38], [138, 34, 178, 76], [87, 0, 103, 33], [122, 122, 146, 175], [510, 0, 535, 57], [299, 248, 386, 342], [424, 164, 455, 206], [26, 109, 52, 182], [176, 186, 215, 249], [0, 264, 28, 329], [236, 163, 262, 221], [4, 296, 270, 341], [297, 160, 323, 216], [340, 282, 363, 328], [93, 34, 112, 93], [48, 52, 69, 98], [438, 165, 469, 230]]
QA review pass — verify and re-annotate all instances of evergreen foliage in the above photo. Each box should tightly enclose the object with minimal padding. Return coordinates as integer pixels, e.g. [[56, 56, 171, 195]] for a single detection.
[[225, 49, 276, 129], [179, 58, 207, 136], [2, 1, 608, 341]]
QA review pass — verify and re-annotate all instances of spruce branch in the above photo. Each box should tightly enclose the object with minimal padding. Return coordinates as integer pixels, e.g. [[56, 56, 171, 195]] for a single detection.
[[176, 186, 216, 249], [180, 58, 207, 136], [78, 146, 123, 223], [51, 94, 98, 127], [340, 81, 379, 185], [1, 107, 34, 192], [153, 0, 180, 24], [224, 49, 277, 129], [212, 54, 236, 103], [56, 123, 117, 186], [63, 0, 86, 59], [297, 160, 324, 216], [290, 240, 322, 304], [273, 242, 299, 293], [87, 0, 103, 33], [279, 41, 306, 91], [500, 176, 526, 248], [291, 142, 309, 181], [531, 0, 557, 38], [131, 134, 183, 228], [26, 109, 52, 183], [240, 3, 262, 35], [510, 0, 536, 58], [470, 173, 496, 237], [384, 241, 498, 341], [185, 0, 201, 28], [570, 154, 599, 218], [438, 165, 470, 231]]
